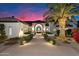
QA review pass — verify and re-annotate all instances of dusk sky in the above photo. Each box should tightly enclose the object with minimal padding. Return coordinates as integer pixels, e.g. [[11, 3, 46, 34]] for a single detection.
[[0, 3, 79, 21], [0, 3, 48, 21]]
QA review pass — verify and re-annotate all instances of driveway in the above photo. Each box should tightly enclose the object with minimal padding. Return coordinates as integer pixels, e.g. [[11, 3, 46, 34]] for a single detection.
[[0, 34, 79, 56]]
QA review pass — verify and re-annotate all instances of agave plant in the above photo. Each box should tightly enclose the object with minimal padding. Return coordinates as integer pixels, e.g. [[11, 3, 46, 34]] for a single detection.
[[44, 3, 79, 42]]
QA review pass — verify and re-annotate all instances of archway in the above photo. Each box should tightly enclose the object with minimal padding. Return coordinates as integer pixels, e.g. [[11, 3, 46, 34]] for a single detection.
[[34, 24, 44, 33]]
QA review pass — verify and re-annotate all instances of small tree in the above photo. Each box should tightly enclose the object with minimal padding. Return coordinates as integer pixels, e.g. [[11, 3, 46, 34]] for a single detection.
[[0, 24, 7, 43]]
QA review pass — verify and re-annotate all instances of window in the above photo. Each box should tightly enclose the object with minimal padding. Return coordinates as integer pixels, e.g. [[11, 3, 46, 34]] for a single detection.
[[9, 26, 12, 36]]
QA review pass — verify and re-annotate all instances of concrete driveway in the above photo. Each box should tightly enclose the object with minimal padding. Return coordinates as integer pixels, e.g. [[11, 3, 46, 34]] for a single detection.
[[0, 34, 79, 56]]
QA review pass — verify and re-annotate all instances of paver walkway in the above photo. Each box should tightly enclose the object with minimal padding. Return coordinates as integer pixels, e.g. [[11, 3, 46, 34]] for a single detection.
[[0, 33, 79, 56]]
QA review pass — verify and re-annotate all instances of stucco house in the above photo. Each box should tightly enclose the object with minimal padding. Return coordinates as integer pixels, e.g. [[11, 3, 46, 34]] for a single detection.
[[0, 16, 22, 38], [0, 16, 54, 38], [0, 16, 78, 39]]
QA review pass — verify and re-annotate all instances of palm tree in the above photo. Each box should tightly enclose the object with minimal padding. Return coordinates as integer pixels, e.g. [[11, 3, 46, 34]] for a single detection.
[[44, 3, 79, 42]]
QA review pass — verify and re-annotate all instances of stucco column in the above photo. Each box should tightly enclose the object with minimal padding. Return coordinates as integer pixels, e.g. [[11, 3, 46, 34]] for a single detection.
[[28, 23, 32, 32]]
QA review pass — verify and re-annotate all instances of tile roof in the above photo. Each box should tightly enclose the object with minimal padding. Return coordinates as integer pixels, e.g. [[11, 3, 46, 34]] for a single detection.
[[0, 16, 18, 22]]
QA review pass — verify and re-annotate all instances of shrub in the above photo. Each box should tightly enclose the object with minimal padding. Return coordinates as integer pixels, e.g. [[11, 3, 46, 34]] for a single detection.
[[43, 33, 56, 45], [0, 24, 7, 44], [24, 31, 31, 34], [45, 23, 49, 26], [46, 37, 56, 45], [46, 31, 53, 34], [19, 33, 33, 45], [4, 37, 20, 45], [21, 33, 33, 43], [0, 36, 7, 44], [43, 33, 48, 40], [48, 38, 56, 45]]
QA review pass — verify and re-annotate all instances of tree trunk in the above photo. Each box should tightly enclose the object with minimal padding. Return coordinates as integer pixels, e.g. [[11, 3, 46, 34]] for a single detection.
[[58, 17, 67, 41]]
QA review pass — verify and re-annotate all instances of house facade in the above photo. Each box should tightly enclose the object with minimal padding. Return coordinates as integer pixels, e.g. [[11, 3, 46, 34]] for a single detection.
[[0, 16, 21, 38], [0, 16, 78, 39], [0, 16, 54, 38]]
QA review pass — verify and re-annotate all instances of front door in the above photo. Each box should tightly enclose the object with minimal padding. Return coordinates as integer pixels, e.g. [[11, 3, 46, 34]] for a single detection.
[[36, 26, 42, 33]]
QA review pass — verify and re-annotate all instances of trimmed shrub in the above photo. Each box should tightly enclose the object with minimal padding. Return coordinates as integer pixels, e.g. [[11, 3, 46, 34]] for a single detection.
[[19, 33, 33, 45], [48, 38, 56, 45], [4, 37, 20, 45], [24, 31, 31, 34], [24, 34, 33, 43], [43, 33, 56, 45]]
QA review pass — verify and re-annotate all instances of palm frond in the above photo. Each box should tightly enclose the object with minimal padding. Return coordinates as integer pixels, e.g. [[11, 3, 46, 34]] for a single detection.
[[44, 3, 79, 23]]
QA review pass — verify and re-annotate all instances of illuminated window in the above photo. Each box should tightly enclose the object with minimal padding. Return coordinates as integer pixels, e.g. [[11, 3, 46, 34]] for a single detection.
[[9, 26, 12, 36]]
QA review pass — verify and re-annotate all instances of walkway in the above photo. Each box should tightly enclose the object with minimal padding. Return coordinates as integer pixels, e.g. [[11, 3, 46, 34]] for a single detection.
[[0, 33, 79, 56]]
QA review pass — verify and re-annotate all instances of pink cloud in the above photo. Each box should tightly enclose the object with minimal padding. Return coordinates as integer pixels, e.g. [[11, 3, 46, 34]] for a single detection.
[[0, 5, 48, 21]]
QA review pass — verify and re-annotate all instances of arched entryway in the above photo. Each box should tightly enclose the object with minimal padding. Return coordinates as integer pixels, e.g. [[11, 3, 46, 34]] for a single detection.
[[34, 24, 44, 33]]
